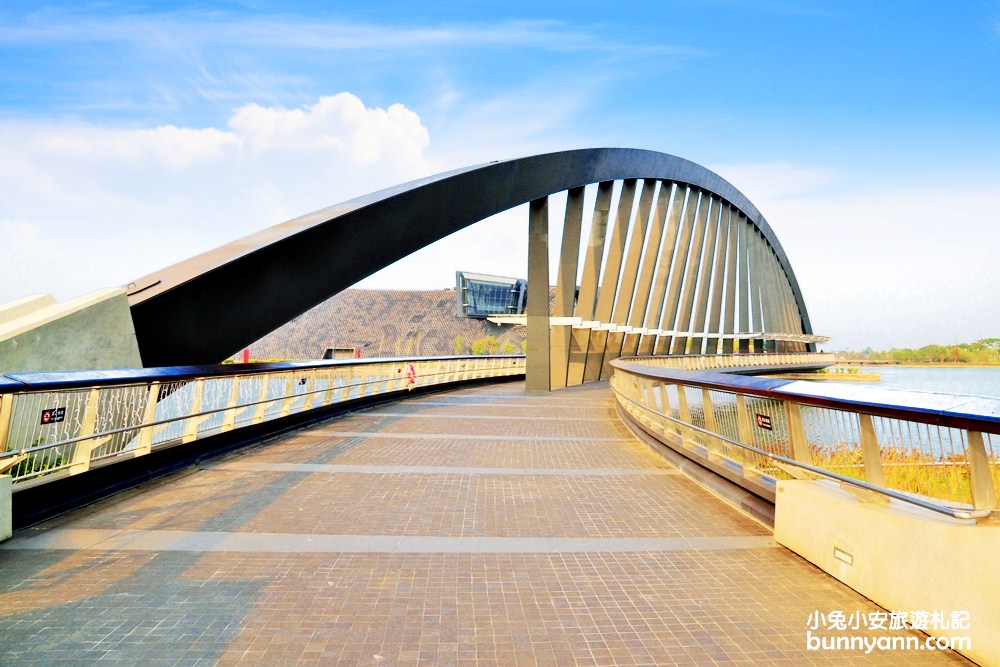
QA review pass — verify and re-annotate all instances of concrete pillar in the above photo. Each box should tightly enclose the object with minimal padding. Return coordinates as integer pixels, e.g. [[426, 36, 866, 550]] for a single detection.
[[526, 197, 550, 391]]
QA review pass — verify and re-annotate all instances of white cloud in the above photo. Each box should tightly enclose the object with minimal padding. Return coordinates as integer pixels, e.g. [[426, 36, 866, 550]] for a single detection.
[[229, 95, 428, 169], [0, 93, 431, 304]]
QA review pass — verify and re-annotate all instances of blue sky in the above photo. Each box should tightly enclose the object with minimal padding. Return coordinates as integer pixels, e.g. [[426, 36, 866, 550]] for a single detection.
[[1, 1, 998, 350]]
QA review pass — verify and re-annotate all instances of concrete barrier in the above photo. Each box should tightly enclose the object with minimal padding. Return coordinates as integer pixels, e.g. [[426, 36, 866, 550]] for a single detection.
[[0, 475, 11, 541], [775, 479, 998, 665]]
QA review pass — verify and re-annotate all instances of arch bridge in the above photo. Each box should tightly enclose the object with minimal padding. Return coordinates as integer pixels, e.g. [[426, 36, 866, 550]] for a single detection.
[[1, 149, 996, 665], [125, 148, 827, 389]]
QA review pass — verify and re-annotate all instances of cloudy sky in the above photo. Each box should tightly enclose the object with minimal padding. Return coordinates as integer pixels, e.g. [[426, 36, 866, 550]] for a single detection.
[[1, 1, 998, 351]]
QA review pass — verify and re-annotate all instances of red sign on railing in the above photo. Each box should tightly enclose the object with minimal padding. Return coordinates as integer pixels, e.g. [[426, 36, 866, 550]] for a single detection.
[[41, 407, 66, 425]]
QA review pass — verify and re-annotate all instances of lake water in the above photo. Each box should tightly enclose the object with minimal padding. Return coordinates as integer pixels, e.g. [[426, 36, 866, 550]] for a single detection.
[[830, 366, 1000, 399]]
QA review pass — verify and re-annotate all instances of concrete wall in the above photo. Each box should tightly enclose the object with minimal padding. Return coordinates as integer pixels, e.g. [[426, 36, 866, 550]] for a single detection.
[[775, 479, 998, 665], [0, 289, 142, 373], [0, 475, 10, 541]]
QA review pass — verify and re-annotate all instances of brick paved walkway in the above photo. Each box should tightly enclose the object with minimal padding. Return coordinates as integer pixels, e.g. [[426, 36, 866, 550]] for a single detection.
[[0, 381, 969, 665]]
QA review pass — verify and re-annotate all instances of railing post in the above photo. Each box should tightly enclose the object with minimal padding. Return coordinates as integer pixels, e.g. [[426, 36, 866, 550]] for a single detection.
[[858, 413, 887, 488], [676, 385, 692, 449], [701, 388, 717, 431], [220, 377, 242, 432], [252, 374, 272, 424], [784, 401, 814, 465], [0, 394, 13, 454], [322, 371, 337, 406], [657, 382, 671, 415], [638, 378, 652, 427], [300, 374, 317, 412], [728, 393, 752, 473], [279, 375, 298, 417], [734, 394, 753, 447], [967, 431, 999, 510], [182, 379, 205, 443], [702, 388, 721, 459], [69, 387, 102, 475], [134, 381, 161, 455]]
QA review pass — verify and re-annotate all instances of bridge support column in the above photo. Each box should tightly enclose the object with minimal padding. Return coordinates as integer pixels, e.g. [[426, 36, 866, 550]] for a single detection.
[[526, 197, 550, 391], [550, 187, 584, 390]]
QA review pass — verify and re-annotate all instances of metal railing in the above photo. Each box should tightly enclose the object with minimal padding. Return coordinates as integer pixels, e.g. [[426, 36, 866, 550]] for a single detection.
[[618, 352, 836, 372], [610, 356, 1000, 520], [0, 355, 525, 486]]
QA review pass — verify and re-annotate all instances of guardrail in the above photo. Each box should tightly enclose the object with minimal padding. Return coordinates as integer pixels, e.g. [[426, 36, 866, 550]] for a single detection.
[[610, 356, 1000, 520], [0, 355, 525, 487]]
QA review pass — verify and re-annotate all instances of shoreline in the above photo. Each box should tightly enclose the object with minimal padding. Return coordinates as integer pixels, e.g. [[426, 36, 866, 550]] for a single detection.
[[834, 362, 1000, 369]]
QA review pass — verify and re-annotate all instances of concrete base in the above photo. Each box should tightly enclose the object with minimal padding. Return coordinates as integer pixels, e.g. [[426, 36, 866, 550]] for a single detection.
[[0, 475, 11, 542], [0, 288, 142, 372], [775, 479, 999, 665]]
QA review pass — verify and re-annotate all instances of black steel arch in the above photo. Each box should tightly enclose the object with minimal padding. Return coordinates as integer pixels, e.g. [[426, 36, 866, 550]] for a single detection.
[[128, 148, 813, 367]]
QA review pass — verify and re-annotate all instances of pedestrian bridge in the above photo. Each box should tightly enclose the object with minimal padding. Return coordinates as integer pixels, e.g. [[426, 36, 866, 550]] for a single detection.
[[0, 149, 997, 664]]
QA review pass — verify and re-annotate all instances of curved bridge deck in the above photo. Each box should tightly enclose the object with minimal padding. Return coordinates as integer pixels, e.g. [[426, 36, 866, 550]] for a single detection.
[[0, 382, 967, 665]]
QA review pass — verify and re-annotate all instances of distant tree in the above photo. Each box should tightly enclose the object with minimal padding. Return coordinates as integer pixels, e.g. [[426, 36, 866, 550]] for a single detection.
[[453, 336, 465, 355], [502, 342, 516, 355], [977, 338, 1000, 353], [522, 340, 528, 354], [471, 338, 487, 355]]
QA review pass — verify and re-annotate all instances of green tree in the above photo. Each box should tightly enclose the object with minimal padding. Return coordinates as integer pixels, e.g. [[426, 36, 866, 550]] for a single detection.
[[453, 336, 465, 355], [501, 342, 516, 355]]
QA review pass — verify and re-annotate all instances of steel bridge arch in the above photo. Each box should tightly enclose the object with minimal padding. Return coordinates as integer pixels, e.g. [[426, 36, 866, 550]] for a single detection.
[[127, 148, 817, 373]]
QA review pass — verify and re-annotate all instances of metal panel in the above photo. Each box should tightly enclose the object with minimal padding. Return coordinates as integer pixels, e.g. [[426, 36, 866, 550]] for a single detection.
[[604, 179, 657, 370], [655, 187, 698, 355], [550, 186, 585, 389], [623, 181, 670, 357], [689, 201, 726, 355], [669, 193, 712, 355], [706, 206, 733, 355], [587, 179, 637, 381], [567, 181, 614, 386], [737, 215, 752, 354], [637, 183, 683, 356], [721, 211, 739, 355]]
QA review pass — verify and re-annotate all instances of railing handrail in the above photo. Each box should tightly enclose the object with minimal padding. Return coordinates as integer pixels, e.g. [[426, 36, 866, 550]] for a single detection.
[[0, 363, 479, 462], [0, 354, 527, 394], [0, 355, 527, 486], [615, 386, 992, 520], [611, 357, 1000, 435]]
